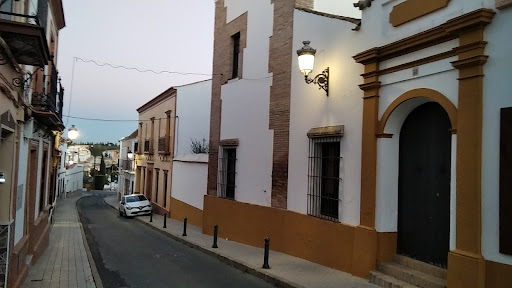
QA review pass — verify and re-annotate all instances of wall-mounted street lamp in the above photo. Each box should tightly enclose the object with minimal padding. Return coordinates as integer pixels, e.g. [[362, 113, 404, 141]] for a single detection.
[[68, 125, 78, 140], [127, 150, 134, 160], [296, 41, 329, 96], [0, 172, 5, 184]]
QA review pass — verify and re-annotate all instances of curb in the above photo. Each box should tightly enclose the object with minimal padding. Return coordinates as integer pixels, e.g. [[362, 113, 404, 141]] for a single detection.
[[77, 194, 104, 288], [103, 196, 302, 288]]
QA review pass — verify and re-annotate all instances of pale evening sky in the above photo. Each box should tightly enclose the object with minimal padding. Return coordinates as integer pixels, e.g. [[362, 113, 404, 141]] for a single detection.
[[58, 0, 216, 143], [58, 0, 360, 143]]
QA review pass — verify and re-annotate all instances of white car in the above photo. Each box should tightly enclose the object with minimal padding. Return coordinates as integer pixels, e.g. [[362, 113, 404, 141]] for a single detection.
[[119, 194, 152, 217]]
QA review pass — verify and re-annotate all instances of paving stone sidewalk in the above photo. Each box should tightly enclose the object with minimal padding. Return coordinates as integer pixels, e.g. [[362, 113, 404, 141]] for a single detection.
[[105, 195, 378, 288], [21, 193, 98, 288]]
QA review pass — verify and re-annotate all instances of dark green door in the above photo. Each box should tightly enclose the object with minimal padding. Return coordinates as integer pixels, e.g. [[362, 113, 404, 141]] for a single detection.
[[398, 102, 451, 267]]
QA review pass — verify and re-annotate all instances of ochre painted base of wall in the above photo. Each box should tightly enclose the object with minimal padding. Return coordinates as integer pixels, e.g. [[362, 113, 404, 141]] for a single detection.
[[151, 202, 168, 217], [377, 232, 397, 263], [485, 260, 512, 288], [8, 235, 29, 288], [447, 250, 485, 288], [352, 226, 377, 278], [170, 197, 203, 228], [203, 195, 378, 275]]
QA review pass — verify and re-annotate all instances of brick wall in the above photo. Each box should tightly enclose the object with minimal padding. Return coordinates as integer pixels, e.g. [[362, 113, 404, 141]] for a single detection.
[[268, 0, 296, 209], [207, 0, 248, 196]]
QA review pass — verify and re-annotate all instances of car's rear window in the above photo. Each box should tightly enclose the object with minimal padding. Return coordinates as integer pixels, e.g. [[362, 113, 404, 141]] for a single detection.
[[126, 195, 147, 203]]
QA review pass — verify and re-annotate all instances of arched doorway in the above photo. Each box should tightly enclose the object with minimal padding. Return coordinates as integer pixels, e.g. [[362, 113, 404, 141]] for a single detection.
[[398, 102, 451, 267]]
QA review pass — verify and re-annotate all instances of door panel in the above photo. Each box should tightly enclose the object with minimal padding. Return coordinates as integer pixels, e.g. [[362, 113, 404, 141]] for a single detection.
[[398, 102, 451, 267]]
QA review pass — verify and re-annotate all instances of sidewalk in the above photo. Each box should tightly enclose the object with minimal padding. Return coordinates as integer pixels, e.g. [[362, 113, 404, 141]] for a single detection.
[[105, 195, 378, 288], [21, 193, 99, 288]]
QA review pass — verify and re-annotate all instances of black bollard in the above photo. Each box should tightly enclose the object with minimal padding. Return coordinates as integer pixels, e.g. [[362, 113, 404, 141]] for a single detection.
[[163, 213, 167, 228], [182, 218, 188, 236], [212, 225, 218, 248], [262, 237, 270, 269], [150, 210, 153, 222]]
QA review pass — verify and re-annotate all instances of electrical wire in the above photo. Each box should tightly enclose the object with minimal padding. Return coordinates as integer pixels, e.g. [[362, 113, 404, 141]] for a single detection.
[[74, 57, 216, 77], [63, 115, 169, 122]]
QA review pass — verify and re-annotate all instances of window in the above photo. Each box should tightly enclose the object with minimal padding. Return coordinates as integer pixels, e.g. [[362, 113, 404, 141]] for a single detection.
[[231, 32, 240, 79], [158, 137, 166, 153], [307, 136, 342, 221], [144, 139, 150, 153], [0, 0, 13, 20], [219, 147, 237, 199], [133, 142, 138, 154], [500, 107, 512, 255]]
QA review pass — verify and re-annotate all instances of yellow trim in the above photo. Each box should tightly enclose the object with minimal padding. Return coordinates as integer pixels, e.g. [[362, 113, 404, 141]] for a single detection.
[[377, 88, 458, 135]]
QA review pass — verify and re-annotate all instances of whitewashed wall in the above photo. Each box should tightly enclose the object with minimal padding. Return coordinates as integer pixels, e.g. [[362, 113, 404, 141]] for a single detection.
[[65, 165, 84, 193], [171, 155, 208, 210], [481, 6, 512, 265], [360, 0, 497, 50], [174, 80, 212, 155], [289, 10, 363, 225], [219, 1, 274, 206]]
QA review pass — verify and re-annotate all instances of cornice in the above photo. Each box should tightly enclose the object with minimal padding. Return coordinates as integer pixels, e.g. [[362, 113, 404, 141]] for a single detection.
[[354, 9, 495, 64]]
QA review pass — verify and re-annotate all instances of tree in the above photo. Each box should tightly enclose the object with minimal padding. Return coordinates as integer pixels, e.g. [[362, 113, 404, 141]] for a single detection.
[[100, 154, 106, 174], [190, 138, 209, 154]]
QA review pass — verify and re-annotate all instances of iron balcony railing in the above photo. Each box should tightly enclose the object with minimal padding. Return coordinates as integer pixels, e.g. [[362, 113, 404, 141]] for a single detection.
[[31, 62, 64, 122], [120, 159, 133, 171]]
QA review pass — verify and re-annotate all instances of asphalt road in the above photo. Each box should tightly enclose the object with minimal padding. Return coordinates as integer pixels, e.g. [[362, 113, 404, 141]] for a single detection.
[[77, 192, 276, 288]]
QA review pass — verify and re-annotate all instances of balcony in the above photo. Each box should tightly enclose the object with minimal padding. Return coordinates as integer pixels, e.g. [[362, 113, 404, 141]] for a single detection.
[[120, 159, 133, 171], [0, 9, 50, 67], [32, 63, 64, 130]]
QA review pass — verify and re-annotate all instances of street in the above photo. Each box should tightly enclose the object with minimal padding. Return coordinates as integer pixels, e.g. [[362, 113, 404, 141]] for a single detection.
[[76, 192, 276, 288]]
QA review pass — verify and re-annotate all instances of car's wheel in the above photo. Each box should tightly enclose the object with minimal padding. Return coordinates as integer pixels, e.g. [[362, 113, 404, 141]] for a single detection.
[[119, 209, 122, 216], [123, 209, 128, 218]]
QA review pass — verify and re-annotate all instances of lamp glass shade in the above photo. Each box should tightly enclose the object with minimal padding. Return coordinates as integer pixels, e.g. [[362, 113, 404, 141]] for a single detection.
[[68, 125, 78, 140], [127, 151, 134, 160], [298, 54, 315, 76]]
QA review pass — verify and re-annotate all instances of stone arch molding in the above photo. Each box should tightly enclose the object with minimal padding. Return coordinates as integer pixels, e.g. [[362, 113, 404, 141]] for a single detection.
[[377, 88, 457, 136]]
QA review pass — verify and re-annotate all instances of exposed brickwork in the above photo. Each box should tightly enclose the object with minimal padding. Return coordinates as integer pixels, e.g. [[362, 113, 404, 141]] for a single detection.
[[207, 0, 247, 196], [295, 0, 314, 10], [268, 0, 296, 209]]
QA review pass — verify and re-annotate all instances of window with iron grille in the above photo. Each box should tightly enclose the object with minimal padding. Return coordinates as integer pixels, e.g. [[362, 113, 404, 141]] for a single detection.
[[307, 136, 342, 221], [231, 32, 240, 79], [144, 139, 150, 152], [218, 147, 237, 199], [158, 137, 166, 153]]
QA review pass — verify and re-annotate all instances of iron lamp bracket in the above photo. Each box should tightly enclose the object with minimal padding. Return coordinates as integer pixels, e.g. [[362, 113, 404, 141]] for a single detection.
[[304, 67, 329, 96]]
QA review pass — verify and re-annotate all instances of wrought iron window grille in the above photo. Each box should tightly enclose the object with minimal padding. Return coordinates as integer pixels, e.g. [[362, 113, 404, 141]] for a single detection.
[[218, 147, 237, 200], [307, 136, 342, 222]]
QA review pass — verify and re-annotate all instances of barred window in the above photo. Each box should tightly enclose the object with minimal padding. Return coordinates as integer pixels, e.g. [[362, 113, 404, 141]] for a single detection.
[[307, 136, 342, 221], [218, 147, 237, 199]]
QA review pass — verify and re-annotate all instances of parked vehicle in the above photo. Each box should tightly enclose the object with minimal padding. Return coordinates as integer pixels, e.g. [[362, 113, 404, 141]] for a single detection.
[[119, 194, 152, 217]]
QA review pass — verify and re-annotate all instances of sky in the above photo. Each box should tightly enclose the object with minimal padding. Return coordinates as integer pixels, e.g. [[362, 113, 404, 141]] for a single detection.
[[58, 0, 215, 143], [57, 0, 360, 144]]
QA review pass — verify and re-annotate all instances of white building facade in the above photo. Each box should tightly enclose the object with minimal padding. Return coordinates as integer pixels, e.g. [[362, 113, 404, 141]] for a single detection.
[[204, 0, 512, 287], [169, 80, 211, 227], [118, 130, 137, 200]]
